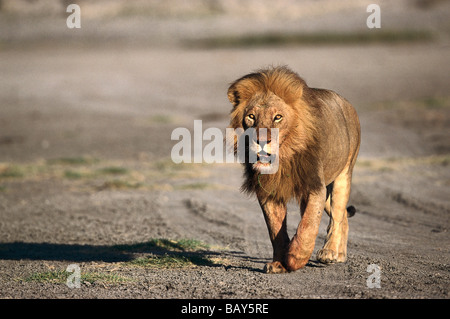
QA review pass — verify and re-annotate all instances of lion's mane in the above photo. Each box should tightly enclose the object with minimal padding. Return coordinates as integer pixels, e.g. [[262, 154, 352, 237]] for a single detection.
[[227, 66, 325, 203]]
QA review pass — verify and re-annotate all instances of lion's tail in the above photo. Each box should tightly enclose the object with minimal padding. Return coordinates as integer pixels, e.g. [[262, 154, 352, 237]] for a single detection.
[[347, 206, 356, 218]]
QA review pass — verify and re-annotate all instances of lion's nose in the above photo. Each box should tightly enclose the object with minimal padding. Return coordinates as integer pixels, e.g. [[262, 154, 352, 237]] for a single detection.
[[257, 139, 271, 145], [257, 139, 271, 155]]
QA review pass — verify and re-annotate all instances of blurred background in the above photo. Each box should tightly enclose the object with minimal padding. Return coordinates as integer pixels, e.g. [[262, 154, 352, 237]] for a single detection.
[[0, 0, 449, 298], [0, 0, 448, 163]]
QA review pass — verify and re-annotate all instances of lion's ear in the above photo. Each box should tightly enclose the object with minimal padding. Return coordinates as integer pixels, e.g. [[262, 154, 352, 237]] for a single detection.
[[227, 85, 240, 108], [227, 74, 262, 108]]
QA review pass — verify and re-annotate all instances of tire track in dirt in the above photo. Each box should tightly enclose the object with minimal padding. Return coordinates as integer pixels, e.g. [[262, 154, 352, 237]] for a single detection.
[[183, 196, 250, 251], [156, 191, 248, 251], [355, 182, 449, 232], [183, 198, 242, 231]]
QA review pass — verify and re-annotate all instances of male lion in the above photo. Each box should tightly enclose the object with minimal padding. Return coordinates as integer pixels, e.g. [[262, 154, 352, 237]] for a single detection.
[[227, 66, 361, 273]]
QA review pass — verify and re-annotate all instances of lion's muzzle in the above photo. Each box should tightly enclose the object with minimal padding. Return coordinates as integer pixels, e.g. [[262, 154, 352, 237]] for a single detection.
[[250, 135, 280, 174]]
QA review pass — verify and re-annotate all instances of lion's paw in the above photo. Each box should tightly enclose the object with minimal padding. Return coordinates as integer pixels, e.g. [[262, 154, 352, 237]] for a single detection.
[[263, 261, 287, 274], [317, 249, 346, 264]]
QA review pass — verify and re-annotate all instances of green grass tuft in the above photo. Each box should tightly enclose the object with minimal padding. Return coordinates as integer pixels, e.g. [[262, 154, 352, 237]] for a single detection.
[[127, 254, 192, 268], [149, 114, 174, 124], [127, 253, 214, 269], [64, 170, 84, 179], [47, 157, 99, 165], [113, 238, 209, 252], [100, 179, 141, 190], [117, 238, 214, 269], [0, 165, 24, 178], [97, 167, 129, 175]]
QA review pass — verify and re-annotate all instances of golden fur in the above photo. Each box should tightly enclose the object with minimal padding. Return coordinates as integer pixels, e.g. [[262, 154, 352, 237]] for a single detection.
[[227, 66, 361, 273]]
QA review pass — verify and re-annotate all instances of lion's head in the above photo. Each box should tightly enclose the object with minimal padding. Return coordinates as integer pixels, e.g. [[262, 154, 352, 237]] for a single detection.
[[227, 66, 316, 176]]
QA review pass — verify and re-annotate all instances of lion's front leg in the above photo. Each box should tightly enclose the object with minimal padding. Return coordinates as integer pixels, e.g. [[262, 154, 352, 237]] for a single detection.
[[258, 198, 290, 274], [285, 190, 325, 271]]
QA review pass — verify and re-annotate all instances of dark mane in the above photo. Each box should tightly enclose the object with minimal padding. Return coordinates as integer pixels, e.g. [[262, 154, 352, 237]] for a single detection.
[[227, 66, 323, 203]]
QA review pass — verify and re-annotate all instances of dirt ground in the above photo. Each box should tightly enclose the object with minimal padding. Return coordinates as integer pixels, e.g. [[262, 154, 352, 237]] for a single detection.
[[0, 1, 449, 300]]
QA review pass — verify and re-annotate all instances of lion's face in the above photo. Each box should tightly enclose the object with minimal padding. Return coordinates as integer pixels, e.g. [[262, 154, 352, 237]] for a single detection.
[[241, 93, 293, 173], [228, 67, 308, 175]]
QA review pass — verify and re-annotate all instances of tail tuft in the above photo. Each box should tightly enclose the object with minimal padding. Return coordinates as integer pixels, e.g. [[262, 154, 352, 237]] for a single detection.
[[347, 206, 356, 218]]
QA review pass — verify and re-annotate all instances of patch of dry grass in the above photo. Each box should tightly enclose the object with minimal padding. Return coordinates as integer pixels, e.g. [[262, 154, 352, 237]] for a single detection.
[[0, 157, 214, 191]]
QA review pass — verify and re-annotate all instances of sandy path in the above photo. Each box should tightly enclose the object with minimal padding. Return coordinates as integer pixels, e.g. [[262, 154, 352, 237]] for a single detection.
[[0, 2, 449, 299]]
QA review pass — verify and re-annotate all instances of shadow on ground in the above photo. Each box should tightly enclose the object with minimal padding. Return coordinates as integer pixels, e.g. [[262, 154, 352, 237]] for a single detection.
[[0, 240, 265, 272], [0, 241, 208, 263]]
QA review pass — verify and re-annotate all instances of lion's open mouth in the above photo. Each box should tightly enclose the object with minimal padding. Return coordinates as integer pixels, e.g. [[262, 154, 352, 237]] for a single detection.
[[254, 150, 279, 174], [257, 151, 275, 164]]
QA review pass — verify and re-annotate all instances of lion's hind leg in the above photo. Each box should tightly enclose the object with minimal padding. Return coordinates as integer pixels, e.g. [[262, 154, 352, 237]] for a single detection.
[[317, 169, 352, 264]]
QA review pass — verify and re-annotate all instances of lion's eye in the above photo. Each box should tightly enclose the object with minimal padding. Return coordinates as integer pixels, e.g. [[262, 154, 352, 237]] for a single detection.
[[274, 114, 283, 122], [248, 114, 255, 120]]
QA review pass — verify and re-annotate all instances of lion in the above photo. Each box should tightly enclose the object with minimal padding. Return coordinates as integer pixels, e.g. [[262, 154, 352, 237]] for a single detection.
[[227, 66, 361, 273]]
